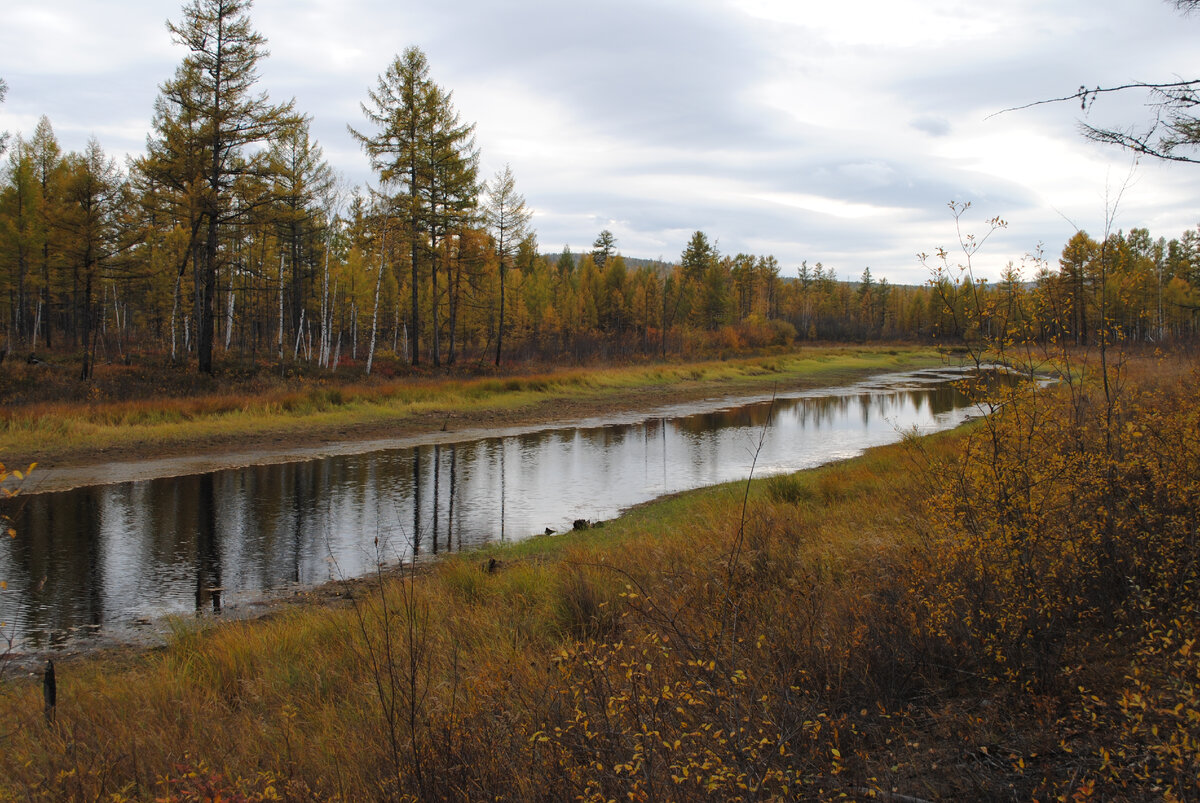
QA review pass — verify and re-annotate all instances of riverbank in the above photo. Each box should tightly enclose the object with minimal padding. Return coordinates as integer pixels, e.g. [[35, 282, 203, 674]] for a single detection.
[[1, 420, 962, 800], [0, 364, 982, 661], [2, 349, 1192, 800], [2, 346, 945, 492]]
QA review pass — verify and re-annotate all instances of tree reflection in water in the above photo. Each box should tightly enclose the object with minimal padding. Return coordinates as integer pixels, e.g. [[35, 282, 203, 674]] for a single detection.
[[0, 367, 1000, 648]]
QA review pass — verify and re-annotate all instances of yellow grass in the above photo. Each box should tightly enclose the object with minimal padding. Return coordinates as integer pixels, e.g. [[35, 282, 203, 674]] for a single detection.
[[0, 346, 944, 465], [3, 348, 1189, 800]]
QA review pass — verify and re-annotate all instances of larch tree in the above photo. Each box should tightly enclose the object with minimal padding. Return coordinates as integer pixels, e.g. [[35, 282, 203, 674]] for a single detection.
[[421, 82, 478, 367], [0, 77, 8, 157], [29, 118, 63, 349], [351, 46, 478, 368], [1, 136, 38, 347], [1060, 230, 1099, 346], [268, 118, 335, 350], [139, 60, 207, 363], [352, 46, 426, 367], [56, 139, 124, 379], [592, 229, 616, 271], [146, 0, 298, 374], [483, 163, 530, 366]]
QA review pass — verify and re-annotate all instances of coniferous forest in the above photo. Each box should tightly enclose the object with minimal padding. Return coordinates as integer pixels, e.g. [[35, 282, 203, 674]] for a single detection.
[[3, 2, 1199, 382]]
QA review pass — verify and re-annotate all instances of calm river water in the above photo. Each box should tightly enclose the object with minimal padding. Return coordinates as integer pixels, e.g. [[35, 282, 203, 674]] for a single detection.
[[0, 367, 981, 648]]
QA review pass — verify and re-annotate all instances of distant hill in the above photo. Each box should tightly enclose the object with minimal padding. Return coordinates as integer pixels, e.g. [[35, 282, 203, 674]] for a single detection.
[[541, 252, 929, 289], [542, 253, 673, 272]]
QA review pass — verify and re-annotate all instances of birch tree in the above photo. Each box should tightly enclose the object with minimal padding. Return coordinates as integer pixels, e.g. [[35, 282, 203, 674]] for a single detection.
[[483, 164, 530, 366]]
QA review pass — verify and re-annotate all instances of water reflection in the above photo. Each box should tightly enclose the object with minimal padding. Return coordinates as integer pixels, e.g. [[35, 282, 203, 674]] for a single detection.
[[0, 367, 986, 648]]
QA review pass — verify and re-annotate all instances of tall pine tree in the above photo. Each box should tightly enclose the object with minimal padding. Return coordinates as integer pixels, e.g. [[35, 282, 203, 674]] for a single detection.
[[351, 46, 477, 367], [144, 0, 298, 374]]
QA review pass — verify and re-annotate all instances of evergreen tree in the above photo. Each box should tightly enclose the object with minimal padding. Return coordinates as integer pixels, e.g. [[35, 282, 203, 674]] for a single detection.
[[146, 0, 298, 374], [351, 46, 477, 367], [592, 229, 616, 270], [681, 230, 717, 282], [857, 266, 876, 335], [556, 245, 575, 276]]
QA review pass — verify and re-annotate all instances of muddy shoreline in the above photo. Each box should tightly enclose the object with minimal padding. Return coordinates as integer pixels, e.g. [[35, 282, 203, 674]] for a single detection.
[[2, 361, 960, 668], [17, 365, 915, 494]]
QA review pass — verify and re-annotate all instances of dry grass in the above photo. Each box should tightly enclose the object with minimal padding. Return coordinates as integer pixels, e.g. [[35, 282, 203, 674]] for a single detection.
[[0, 349, 1193, 800], [0, 346, 943, 465]]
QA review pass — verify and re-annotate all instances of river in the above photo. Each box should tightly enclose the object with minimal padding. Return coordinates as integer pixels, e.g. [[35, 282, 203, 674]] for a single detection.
[[0, 366, 983, 650]]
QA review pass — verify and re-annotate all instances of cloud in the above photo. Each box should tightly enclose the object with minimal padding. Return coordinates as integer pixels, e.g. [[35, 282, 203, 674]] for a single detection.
[[2, 0, 1199, 286], [911, 116, 951, 137]]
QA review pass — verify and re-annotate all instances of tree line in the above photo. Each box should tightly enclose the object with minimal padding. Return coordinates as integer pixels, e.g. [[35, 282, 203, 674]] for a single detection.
[[2, 0, 1199, 380]]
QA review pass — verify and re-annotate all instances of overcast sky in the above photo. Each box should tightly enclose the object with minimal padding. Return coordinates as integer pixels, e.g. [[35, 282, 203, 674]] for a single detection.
[[2, 0, 1198, 284]]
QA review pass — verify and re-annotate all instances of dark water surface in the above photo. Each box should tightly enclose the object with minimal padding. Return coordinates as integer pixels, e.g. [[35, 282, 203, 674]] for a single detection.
[[0, 367, 981, 648]]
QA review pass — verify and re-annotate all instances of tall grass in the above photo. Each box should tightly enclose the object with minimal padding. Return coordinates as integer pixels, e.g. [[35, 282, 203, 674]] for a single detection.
[[0, 346, 943, 465], [4, 349, 1190, 799], [0, 401, 954, 799]]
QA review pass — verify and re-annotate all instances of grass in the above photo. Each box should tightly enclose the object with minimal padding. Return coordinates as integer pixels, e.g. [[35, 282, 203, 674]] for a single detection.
[[0, 345, 945, 467], [0, 411, 960, 800], [4, 346, 1189, 799]]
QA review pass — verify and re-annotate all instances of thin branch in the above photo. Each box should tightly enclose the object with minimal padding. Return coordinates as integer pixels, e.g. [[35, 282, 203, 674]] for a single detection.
[[986, 79, 1200, 120]]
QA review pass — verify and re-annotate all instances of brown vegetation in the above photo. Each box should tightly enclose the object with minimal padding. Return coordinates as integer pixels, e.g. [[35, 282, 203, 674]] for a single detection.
[[0, 346, 940, 475], [0, 345, 1195, 800]]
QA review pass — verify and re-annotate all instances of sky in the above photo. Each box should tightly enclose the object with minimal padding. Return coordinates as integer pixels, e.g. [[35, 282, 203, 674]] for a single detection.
[[1, 0, 1198, 285]]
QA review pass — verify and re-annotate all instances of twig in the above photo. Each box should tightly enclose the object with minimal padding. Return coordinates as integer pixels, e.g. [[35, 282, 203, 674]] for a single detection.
[[986, 79, 1200, 120], [725, 389, 777, 584], [854, 788, 935, 803]]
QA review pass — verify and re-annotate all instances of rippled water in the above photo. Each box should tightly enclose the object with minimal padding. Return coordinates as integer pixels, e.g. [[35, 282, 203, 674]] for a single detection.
[[0, 367, 982, 648]]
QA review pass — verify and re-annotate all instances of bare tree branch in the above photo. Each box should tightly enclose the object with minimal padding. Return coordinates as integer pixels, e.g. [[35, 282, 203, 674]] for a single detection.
[[989, 2, 1200, 165], [987, 79, 1200, 119]]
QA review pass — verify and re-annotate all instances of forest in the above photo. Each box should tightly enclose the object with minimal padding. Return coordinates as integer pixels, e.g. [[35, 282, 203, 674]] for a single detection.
[[1, 0, 1200, 800], [3, 3, 1200, 384]]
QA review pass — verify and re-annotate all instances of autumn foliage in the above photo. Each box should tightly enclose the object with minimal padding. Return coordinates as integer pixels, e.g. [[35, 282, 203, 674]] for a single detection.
[[0, 211, 1198, 799]]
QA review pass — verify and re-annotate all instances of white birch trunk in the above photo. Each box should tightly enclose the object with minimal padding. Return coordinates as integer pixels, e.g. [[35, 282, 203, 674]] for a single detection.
[[225, 291, 235, 351], [31, 300, 42, 351], [277, 254, 285, 364], [319, 243, 330, 368], [366, 228, 387, 375], [326, 281, 339, 369], [293, 307, 305, 359]]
